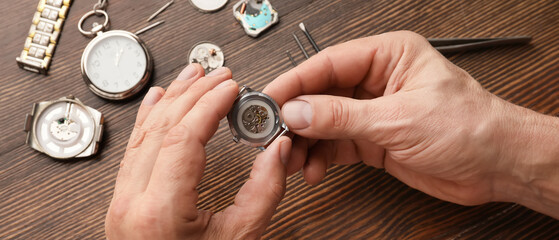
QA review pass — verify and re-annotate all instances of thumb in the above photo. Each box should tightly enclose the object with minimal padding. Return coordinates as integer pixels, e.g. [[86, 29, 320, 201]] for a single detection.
[[281, 95, 405, 143], [212, 136, 291, 239]]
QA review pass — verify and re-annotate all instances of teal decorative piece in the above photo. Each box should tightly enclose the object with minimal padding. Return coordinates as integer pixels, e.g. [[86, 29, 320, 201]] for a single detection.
[[233, 0, 279, 37]]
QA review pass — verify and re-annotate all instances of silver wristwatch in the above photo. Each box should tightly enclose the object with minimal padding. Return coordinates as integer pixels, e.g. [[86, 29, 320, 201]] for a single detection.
[[227, 86, 289, 150], [23, 95, 104, 159]]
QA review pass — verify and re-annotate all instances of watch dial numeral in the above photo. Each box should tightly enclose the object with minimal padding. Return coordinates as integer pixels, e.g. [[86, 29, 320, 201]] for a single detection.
[[94, 50, 102, 58], [127, 43, 132, 50], [124, 80, 131, 86], [102, 42, 110, 49], [135, 50, 141, 57], [93, 60, 100, 67], [102, 80, 108, 87], [92, 72, 99, 80], [133, 72, 139, 79], [137, 62, 143, 68]]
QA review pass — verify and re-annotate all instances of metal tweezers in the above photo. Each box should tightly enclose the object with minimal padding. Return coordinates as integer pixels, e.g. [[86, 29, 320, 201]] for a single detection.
[[428, 36, 532, 53]]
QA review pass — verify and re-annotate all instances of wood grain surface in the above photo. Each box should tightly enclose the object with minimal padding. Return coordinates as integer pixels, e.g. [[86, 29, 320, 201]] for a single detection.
[[1, 0, 558, 239]]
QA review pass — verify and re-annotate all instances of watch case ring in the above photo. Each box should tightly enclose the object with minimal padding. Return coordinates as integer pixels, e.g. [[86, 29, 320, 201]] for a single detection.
[[80, 30, 153, 101], [78, 10, 110, 37], [227, 87, 285, 149], [30, 98, 98, 160]]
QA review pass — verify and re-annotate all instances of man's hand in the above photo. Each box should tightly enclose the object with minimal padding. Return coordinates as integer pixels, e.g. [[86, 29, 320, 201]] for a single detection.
[[105, 64, 292, 239], [264, 31, 559, 217]]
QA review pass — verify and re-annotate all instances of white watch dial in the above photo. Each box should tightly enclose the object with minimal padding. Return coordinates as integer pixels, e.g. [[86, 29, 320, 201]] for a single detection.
[[85, 33, 147, 94], [35, 101, 96, 158]]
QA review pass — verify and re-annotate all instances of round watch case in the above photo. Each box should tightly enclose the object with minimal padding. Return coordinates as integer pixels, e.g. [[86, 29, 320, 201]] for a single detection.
[[227, 86, 288, 149], [81, 30, 153, 100]]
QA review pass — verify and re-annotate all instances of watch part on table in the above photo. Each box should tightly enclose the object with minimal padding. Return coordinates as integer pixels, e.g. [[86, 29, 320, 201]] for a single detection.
[[188, 42, 225, 74], [299, 22, 321, 52], [23, 96, 104, 159], [16, 0, 73, 74], [189, 0, 228, 13], [233, 0, 279, 37]]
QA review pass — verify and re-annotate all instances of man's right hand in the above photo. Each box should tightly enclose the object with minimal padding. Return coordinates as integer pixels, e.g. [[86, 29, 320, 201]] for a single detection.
[[264, 31, 559, 218]]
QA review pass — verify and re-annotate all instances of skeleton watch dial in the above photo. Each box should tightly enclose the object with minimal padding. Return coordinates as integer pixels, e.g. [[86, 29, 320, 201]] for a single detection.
[[227, 86, 288, 150]]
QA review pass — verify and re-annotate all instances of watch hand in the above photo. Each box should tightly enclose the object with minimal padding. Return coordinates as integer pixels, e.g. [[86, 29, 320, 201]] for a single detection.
[[64, 103, 72, 124], [115, 48, 124, 67]]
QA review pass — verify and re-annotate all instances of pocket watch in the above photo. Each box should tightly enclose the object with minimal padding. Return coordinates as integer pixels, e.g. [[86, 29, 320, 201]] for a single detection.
[[23, 95, 104, 159], [78, 4, 153, 100], [227, 86, 289, 150]]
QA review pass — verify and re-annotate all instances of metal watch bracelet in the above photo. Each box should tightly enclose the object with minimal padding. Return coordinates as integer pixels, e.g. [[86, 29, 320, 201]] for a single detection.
[[16, 0, 72, 74]]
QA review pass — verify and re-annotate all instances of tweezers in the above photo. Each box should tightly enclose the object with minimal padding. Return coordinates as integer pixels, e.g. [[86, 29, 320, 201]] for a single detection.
[[428, 36, 532, 53]]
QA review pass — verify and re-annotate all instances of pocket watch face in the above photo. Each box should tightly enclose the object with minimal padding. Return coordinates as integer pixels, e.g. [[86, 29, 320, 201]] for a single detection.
[[189, 0, 228, 12], [35, 100, 96, 159], [82, 30, 151, 99]]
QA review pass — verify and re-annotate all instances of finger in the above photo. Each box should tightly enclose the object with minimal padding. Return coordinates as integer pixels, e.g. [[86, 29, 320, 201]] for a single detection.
[[281, 94, 410, 146], [124, 64, 203, 159], [114, 87, 164, 196], [303, 140, 330, 185], [140, 64, 206, 132], [146, 80, 239, 217], [285, 135, 308, 176], [127, 87, 165, 152], [126, 67, 232, 194], [263, 31, 430, 105], [154, 67, 233, 135], [210, 137, 291, 239], [353, 139, 385, 168]]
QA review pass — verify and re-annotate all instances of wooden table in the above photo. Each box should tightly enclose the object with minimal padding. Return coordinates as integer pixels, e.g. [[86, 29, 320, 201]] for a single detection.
[[1, 0, 558, 239]]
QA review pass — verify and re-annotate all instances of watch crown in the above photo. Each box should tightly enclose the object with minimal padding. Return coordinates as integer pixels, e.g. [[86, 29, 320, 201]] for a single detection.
[[24, 114, 33, 132]]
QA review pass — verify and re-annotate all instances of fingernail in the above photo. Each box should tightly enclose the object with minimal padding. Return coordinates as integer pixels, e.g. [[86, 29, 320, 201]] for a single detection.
[[282, 100, 312, 129], [213, 79, 234, 90], [177, 64, 198, 81], [280, 140, 291, 166], [207, 67, 228, 76], [142, 87, 163, 106]]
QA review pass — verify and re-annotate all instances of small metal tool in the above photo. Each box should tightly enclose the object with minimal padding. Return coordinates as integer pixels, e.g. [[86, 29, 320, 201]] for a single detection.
[[428, 36, 532, 54], [286, 50, 297, 67], [135, 21, 165, 36], [293, 33, 309, 59], [147, 0, 174, 22], [299, 22, 321, 52]]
